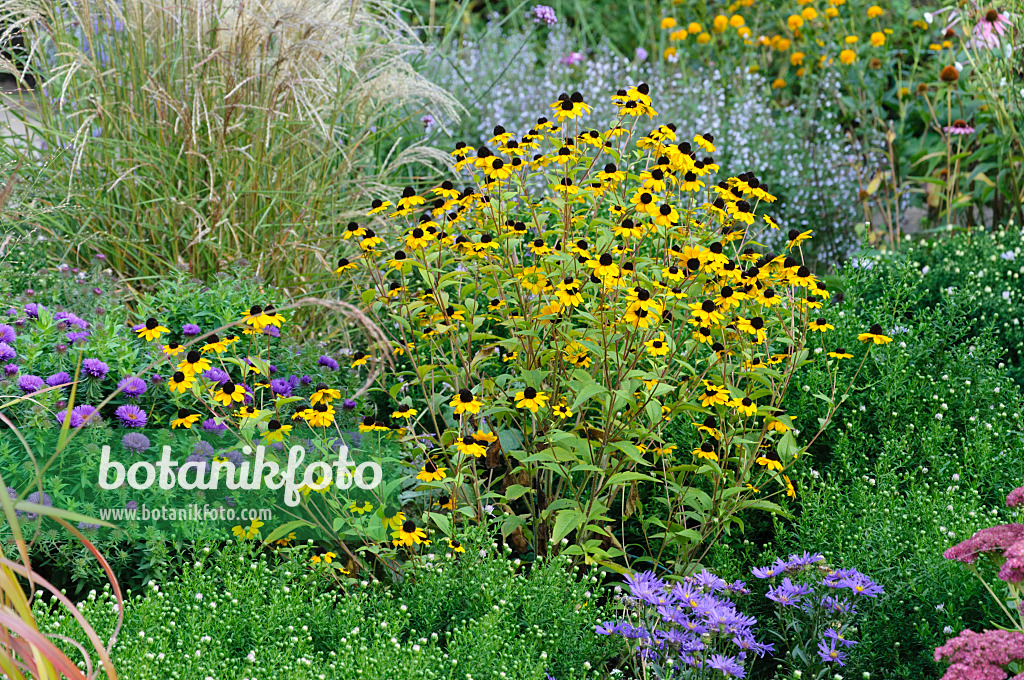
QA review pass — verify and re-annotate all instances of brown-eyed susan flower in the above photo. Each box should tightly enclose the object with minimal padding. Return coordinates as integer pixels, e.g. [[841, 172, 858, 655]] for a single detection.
[[393, 520, 429, 547], [391, 404, 417, 419], [699, 381, 731, 407], [171, 408, 201, 429], [622, 302, 659, 329], [857, 324, 892, 345], [137, 318, 170, 342], [310, 384, 341, 405], [612, 218, 646, 239], [597, 162, 626, 184], [396, 186, 425, 213], [690, 300, 725, 325], [456, 435, 487, 458], [517, 266, 549, 293], [733, 396, 757, 417], [515, 386, 549, 413], [358, 415, 389, 433], [694, 415, 721, 439], [305, 402, 335, 427], [809, 318, 834, 332], [273, 532, 296, 546], [168, 371, 194, 394], [213, 381, 246, 407], [786, 228, 814, 250], [756, 451, 784, 472], [736, 316, 767, 343], [552, 401, 573, 418], [242, 305, 268, 331], [261, 419, 292, 443], [359, 229, 383, 252], [235, 405, 260, 419], [335, 257, 357, 275], [645, 332, 671, 357], [693, 441, 719, 461], [827, 347, 853, 359], [163, 341, 184, 357], [342, 221, 366, 240], [450, 389, 483, 415], [349, 500, 373, 514], [789, 266, 816, 288], [417, 459, 447, 482], [550, 91, 592, 121], [446, 538, 465, 553], [783, 475, 796, 499], [527, 238, 553, 256], [350, 351, 368, 368], [200, 334, 228, 354], [588, 252, 620, 280], [382, 507, 406, 531], [405, 227, 434, 251]]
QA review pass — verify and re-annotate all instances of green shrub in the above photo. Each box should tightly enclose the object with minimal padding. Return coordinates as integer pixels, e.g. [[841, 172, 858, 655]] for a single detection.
[[755, 254, 1024, 678], [32, 531, 616, 679]]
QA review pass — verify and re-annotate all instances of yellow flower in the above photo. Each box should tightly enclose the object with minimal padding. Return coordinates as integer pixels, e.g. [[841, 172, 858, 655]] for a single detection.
[[699, 381, 731, 408], [391, 405, 418, 419], [392, 520, 429, 547], [870, 31, 885, 47], [687, 22, 702, 34], [349, 500, 373, 515], [310, 551, 337, 565], [692, 442, 719, 461], [171, 409, 201, 429], [801, 7, 817, 20], [212, 381, 246, 407], [787, 14, 804, 30], [305, 402, 336, 427], [733, 396, 757, 417], [790, 51, 805, 66], [660, 17, 677, 29], [310, 386, 341, 405], [857, 324, 892, 344], [696, 32, 711, 44], [809, 318, 834, 332], [839, 49, 857, 65], [450, 389, 483, 415], [168, 371, 194, 394], [447, 538, 466, 554], [417, 460, 447, 482], [456, 435, 487, 458], [828, 347, 853, 359], [772, 78, 786, 89], [163, 342, 184, 357], [756, 454, 784, 472], [644, 332, 671, 357], [867, 5, 884, 18], [515, 387, 549, 413], [176, 351, 211, 376], [552, 401, 573, 418], [712, 14, 728, 32], [136, 318, 170, 342], [845, 35, 858, 44]]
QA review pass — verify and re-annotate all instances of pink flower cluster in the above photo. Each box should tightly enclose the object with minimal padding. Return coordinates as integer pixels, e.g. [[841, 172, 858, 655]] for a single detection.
[[935, 629, 1024, 680]]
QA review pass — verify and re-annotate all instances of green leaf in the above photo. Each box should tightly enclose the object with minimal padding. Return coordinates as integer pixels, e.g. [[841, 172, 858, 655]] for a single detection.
[[551, 508, 584, 544], [607, 471, 658, 485], [503, 484, 533, 501], [263, 519, 314, 544], [427, 512, 451, 537]]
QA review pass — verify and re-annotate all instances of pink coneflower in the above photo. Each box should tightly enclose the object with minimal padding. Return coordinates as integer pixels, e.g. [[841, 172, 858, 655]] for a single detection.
[[973, 8, 1011, 48], [943, 119, 975, 135]]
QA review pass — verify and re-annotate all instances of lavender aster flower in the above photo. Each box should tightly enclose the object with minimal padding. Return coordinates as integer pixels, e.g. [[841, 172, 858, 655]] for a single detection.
[[47, 372, 72, 388], [117, 376, 147, 398], [202, 368, 230, 384], [121, 432, 151, 453], [0, 342, 16, 361], [81, 358, 109, 380], [3, 364, 17, 376], [23, 303, 43, 318], [6, 486, 17, 501], [817, 638, 847, 666], [115, 404, 147, 428], [0, 324, 15, 343], [213, 449, 244, 467], [765, 577, 812, 606], [125, 500, 138, 511], [57, 404, 101, 428], [752, 558, 788, 579], [66, 331, 90, 343], [318, 355, 339, 371], [77, 521, 101, 530], [151, 373, 164, 384], [182, 323, 201, 336], [300, 375, 312, 385], [706, 653, 745, 678], [342, 398, 357, 410], [17, 374, 43, 394], [624, 571, 667, 607], [635, 47, 648, 62]]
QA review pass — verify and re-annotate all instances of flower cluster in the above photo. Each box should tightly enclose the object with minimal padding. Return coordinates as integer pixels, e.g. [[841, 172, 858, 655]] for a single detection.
[[337, 84, 878, 568], [754, 552, 882, 672], [597, 569, 770, 677]]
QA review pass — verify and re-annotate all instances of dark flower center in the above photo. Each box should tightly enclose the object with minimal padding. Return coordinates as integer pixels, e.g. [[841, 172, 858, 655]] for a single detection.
[[145, 318, 158, 329]]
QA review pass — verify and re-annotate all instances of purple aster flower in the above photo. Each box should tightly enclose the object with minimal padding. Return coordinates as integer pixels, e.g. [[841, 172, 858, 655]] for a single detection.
[[635, 47, 648, 62], [81, 358, 109, 380], [725, 580, 750, 595], [823, 627, 857, 647], [270, 378, 292, 396], [0, 324, 15, 343], [693, 569, 728, 592], [202, 368, 230, 384], [54, 344, 68, 354], [786, 551, 825, 571], [765, 577, 812, 606], [752, 559, 788, 579], [817, 638, 847, 666], [53, 312, 87, 329], [318, 355, 339, 371], [47, 372, 72, 388], [66, 331, 90, 343], [121, 432, 151, 453], [77, 521, 101, 530], [23, 303, 43, 318], [287, 374, 301, 389], [0, 342, 16, 361], [151, 373, 163, 383], [300, 375, 313, 385], [4, 308, 14, 316], [202, 418, 227, 434], [17, 374, 43, 394], [224, 495, 237, 507], [732, 634, 774, 657], [125, 500, 138, 511], [616, 622, 651, 641], [624, 571, 668, 607], [342, 398, 357, 410], [3, 363, 17, 376], [6, 486, 17, 501], [837, 571, 884, 597], [595, 621, 617, 635], [56, 404, 101, 428], [262, 325, 280, 337], [182, 323, 201, 336], [706, 653, 745, 678], [18, 490, 52, 519], [117, 376, 147, 398], [819, 594, 854, 615], [115, 404, 147, 427]]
